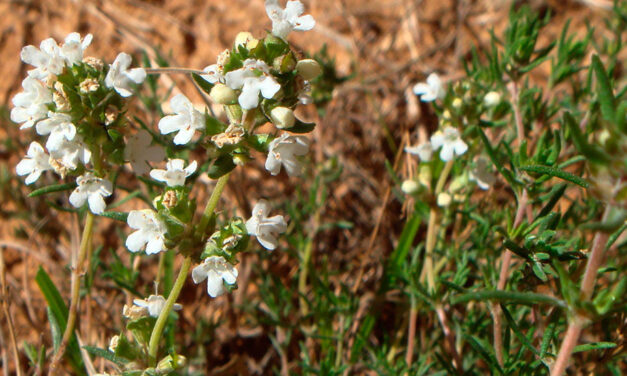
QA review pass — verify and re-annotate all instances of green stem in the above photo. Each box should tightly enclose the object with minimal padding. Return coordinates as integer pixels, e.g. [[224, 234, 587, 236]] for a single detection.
[[144, 67, 206, 75], [148, 172, 232, 364], [197, 173, 232, 237], [147, 256, 192, 363], [49, 212, 95, 374]]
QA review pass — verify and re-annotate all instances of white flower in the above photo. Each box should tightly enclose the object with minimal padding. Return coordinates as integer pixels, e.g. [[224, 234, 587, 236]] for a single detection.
[[265, 0, 316, 39], [69, 172, 112, 214], [246, 199, 287, 250], [60, 32, 93, 66], [124, 130, 166, 175], [469, 157, 496, 190], [149, 159, 197, 187], [158, 94, 204, 145], [104, 52, 146, 97], [200, 64, 224, 84], [404, 141, 433, 162], [126, 209, 168, 254], [10, 77, 53, 129], [225, 59, 280, 110], [437, 192, 452, 207], [49, 136, 91, 172], [192, 256, 238, 298], [133, 295, 181, 317], [413, 73, 445, 102], [36, 112, 76, 151], [430, 127, 468, 162], [20, 38, 65, 79], [16, 142, 52, 184], [265, 133, 309, 176], [483, 91, 501, 107]]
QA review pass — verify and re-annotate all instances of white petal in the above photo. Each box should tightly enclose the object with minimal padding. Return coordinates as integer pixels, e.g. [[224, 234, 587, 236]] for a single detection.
[[413, 83, 430, 95], [125, 68, 146, 84], [238, 83, 261, 110], [145, 237, 165, 255], [126, 230, 147, 252], [257, 233, 278, 250], [16, 159, 35, 176], [158, 114, 185, 135], [206, 272, 226, 298], [69, 189, 87, 208], [265, 153, 282, 175], [24, 171, 42, 185], [259, 77, 281, 99], [222, 269, 237, 285], [87, 193, 106, 214], [184, 160, 197, 176], [150, 169, 167, 182], [453, 139, 468, 156], [294, 15, 315, 31], [192, 263, 209, 284], [172, 127, 195, 145], [439, 145, 454, 162]]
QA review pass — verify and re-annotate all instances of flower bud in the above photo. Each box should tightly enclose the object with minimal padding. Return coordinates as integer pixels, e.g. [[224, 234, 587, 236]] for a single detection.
[[83, 56, 104, 71], [79, 78, 99, 94], [233, 153, 249, 166], [401, 179, 421, 195], [157, 354, 187, 372], [234, 32, 259, 50], [484, 91, 501, 107], [451, 98, 462, 109], [442, 110, 452, 120], [108, 335, 120, 352], [210, 84, 238, 104], [296, 59, 322, 80], [270, 106, 295, 129], [437, 192, 452, 207]]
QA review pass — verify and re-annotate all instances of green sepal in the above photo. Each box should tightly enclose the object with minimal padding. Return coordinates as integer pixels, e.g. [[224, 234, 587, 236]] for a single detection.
[[192, 73, 214, 95], [207, 155, 237, 179], [126, 316, 156, 346]]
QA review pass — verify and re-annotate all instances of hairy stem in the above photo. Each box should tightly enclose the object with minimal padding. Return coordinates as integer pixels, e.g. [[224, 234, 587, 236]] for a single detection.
[[408, 160, 454, 369], [147, 256, 192, 363], [551, 205, 612, 376], [49, 212, 95, 375], [148, 172, 232, 363], [144, 67, 206, 75]]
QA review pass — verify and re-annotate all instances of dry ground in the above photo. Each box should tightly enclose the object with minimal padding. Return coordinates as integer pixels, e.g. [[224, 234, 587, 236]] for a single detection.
[[0, 0, 617, 374]]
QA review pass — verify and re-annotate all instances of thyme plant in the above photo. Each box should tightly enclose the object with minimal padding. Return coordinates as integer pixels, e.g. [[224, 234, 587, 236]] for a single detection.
[[13, 1, 320, 374]]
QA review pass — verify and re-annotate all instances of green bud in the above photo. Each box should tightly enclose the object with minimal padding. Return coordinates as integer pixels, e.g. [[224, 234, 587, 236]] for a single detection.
[[157, 354, 187, 372], [210, 84, 238, 104], [296, 59, 322, 80], [270, 106, 295, 129]]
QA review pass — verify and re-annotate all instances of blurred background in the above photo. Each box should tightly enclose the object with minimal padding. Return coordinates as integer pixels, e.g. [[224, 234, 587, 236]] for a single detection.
[[0, 0, 618, 374]]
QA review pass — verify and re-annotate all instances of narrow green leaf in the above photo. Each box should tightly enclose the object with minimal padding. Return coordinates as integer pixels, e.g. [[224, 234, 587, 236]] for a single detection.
[[450, 290, 566, 307], [82, 346, 129, 366], [539, 322, 556, 359], [478, 128, 518, 188], [536, 184, 567, 219], [191, 73, 214, 95], [464, 334, 504, 375], [29, 182, 77, 198], [47, 307, 62, 351], [520, 165, 589, 188], [501, 304, 540, 356], [572, 342, 617, 353], [285, 119, 316, 134], [99, 211, 129, 222], [591, 55, 616, 123]]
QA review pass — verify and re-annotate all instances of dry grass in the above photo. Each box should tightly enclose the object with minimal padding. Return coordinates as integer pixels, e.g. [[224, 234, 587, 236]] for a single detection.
[[0, 0, 617, 374]]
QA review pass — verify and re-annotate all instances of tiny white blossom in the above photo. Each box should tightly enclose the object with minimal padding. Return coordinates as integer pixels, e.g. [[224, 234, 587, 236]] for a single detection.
[[265, 133, 309, 176], [430, 127, 468, 162], [149, 159, 197, 187], [10, 77, 53, 129], [469, 157, 496, 190], [49, 136, 91, 172], [16, 142, 52, 184], [60, 32, 93, 66], [133, 295, 181, 317], [20, 38, 65, 79], [246, 199, 287, 250], [158, 94, 204, 145], [126, 209, 168, 254], [192, 256, 238, 298], [413, 73, 445, 102], [265, 0, 316, 39], [200, 64, 224, 84], [225, 59, 280, 110], [69, 172, 112, 214], [124, 130, 166, 175], [404, 141, 433, 162], [104, 52, 146, 97], [36, 112, 76, 151]]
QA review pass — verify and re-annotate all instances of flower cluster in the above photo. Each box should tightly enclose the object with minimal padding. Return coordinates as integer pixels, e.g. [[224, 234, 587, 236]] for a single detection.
[[14, 32, 148, 214]]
